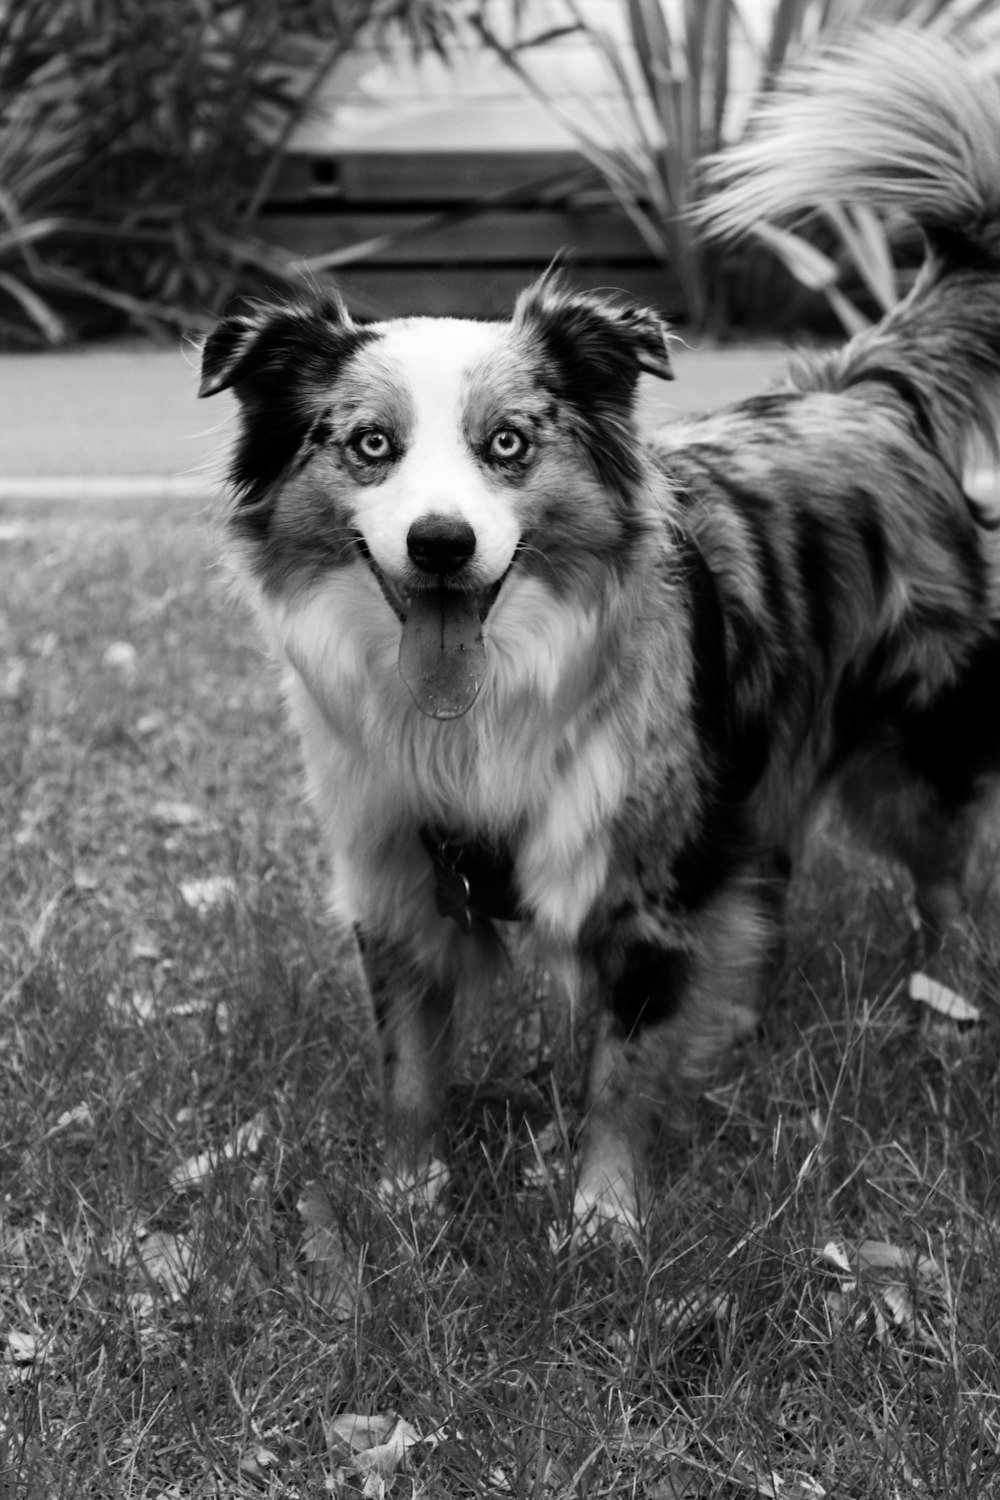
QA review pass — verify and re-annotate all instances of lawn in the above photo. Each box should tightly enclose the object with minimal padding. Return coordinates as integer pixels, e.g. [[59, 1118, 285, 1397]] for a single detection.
[[2, 492, 999, 1499]]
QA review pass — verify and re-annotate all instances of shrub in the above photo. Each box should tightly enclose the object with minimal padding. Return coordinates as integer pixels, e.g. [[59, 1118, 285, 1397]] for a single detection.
[[0, 0, 452, 344]]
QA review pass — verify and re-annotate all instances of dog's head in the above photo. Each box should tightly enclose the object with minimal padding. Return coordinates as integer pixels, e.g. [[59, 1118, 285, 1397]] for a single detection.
[[200, 270, 672, 718]]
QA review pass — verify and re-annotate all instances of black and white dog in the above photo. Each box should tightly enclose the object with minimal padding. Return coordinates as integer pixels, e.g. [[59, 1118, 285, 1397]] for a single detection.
[[201, 33, 1000, 1232]]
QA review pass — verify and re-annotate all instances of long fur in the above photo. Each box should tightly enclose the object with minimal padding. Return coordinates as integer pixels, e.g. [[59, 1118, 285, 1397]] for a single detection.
[[200, 30, 1000, 1232]]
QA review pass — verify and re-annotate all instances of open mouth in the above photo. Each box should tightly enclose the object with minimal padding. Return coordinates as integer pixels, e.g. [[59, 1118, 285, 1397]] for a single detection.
[[356, 537, 507, 720]]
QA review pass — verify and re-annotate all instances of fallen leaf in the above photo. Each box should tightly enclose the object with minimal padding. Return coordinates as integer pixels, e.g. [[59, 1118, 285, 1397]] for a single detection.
[[54, 1102, 93, 1131], [326, 1413, 398, 1454], [134, 1231, 196, 1301], [239, 1446, 281, 1482], [855, 1240, 940, 1283], [33, 631, 58, 658], [105, 986, 156, 1022], [725, 1458, 826, 1499], [654, 1289, 732, 1340], [179, 875, 237, 914], [352, 1418, 421, 1478], [908, 971, 981, 1022], [823, 1289, 847, 1319], [162, 998, 209, 1019], [880, 1282, 917, 1337], [130, 933, 162, 962], [299, 1181, 369, 1319], [170, 1112, 267, 1190], [6, 1330, 42, 1364], [817, 1241, 852, 1275], [817, 1236, 943, 1348], [1, 658, 26, 701], [327, 1413, 421, 1495], [14, 810, 41, 847], [103, 640, 137, 681], [151, 800, 217, 834], [128, 990, 157, 1021]]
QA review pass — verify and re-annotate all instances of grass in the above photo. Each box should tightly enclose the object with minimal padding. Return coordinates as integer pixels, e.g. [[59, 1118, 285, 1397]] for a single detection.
[[2, 492, 1000, 1498]]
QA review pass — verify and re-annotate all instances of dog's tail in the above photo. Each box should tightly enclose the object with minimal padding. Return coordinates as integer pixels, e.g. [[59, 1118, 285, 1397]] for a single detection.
[[701, 28, 1000, 471]]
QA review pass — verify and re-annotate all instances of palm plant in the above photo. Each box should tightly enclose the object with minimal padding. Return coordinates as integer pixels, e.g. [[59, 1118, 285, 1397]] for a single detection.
[[0, 0, 454, 344], [476, 0, 1000, 330], [473, 0, 728, 325]]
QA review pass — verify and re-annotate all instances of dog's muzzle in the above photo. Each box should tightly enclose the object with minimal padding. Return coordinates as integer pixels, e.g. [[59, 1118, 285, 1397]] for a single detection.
[[357, 530, 507, 720]]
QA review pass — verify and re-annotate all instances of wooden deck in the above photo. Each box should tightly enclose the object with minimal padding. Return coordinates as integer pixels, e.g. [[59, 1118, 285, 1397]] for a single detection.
[[261, 154, 675, 317], [258, 14, 682, 318]]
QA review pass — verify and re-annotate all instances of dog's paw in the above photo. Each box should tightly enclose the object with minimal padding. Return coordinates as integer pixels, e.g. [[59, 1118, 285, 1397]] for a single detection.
[[560, 1131, 643, 1247], [376, 1157, 451, 1220], [577, 1179, 640, 1243], [548, 1173, 641, 1256]]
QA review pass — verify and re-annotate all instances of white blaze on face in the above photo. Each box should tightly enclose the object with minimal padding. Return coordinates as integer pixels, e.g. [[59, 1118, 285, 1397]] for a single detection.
[[355, 318, 523, 586]]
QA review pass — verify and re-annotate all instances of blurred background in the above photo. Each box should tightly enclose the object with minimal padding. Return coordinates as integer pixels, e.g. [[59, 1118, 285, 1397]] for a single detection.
[[6, 0, 1000, 349]]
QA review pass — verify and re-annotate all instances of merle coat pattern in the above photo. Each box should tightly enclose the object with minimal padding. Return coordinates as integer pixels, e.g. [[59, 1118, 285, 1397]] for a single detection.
[[200, 32, 1000, 1231]]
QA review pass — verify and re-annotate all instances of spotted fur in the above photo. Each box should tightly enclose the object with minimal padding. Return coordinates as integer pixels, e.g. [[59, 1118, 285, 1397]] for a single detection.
[[201, 32, 1000, 1232]]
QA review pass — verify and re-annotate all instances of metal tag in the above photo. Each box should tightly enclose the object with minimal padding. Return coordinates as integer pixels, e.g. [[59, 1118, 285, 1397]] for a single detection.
[[433, 865, 473, 934]]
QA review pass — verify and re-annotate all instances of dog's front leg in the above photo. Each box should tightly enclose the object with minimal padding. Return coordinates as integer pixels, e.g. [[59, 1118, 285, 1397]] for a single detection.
[[575, 881, 773, 1236], [573, 944, 694, 1239], [357, 928, 455, 1208]]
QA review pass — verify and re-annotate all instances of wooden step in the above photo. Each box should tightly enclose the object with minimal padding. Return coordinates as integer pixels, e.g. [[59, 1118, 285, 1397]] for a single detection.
[[311, 265, 680, 320], [257, 206, 655, 265]]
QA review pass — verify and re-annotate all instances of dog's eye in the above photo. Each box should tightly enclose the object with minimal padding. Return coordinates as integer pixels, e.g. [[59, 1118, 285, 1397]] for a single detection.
[[488, 427, 528, 463], [352, 429, 393, 463]]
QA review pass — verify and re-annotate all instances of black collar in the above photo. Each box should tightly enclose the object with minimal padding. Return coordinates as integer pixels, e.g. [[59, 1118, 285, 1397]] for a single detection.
[[419, 825, 522, 933]]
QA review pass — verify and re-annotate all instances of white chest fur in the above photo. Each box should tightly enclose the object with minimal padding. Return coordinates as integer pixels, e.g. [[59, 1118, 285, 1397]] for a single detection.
[[269, 569, 633, 944]]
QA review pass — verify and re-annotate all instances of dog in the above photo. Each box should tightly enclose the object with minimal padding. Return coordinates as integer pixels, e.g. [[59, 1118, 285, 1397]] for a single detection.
[[199, 31, 1000, 1235]]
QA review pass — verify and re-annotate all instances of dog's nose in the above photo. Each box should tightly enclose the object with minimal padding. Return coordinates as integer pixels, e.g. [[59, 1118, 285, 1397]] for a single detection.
[[406, 514, 476, 576]]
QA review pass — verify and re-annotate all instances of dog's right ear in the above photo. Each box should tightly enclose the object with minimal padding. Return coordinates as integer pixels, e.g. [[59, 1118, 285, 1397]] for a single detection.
[[198, 310, 268, 399], [198, 292, 360, 401], [199, 293, 371, 508]]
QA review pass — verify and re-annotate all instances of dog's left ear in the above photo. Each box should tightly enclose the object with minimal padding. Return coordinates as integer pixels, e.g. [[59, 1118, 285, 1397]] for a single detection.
[[513, 271, 673, 391]]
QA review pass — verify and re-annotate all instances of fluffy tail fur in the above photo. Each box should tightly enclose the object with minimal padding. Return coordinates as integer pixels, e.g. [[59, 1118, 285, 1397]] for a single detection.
[[701, 28, 1000, 470]]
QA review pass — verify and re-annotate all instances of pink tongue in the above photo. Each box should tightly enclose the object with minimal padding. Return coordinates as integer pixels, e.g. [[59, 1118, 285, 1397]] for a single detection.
[[398, 590, 486, 719]]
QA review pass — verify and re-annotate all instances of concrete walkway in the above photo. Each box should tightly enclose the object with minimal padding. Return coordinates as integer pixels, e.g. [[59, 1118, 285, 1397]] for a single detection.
[[0, 338, 793, 500], [0, 344, 231, 498]]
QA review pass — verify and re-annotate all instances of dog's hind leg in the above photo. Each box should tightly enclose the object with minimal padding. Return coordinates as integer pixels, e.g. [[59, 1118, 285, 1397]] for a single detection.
[[575, 873, 778, 1235], [838, 632, 1000, 961], [897, 780, 1000, 976], [907, 807, 979, 952]]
